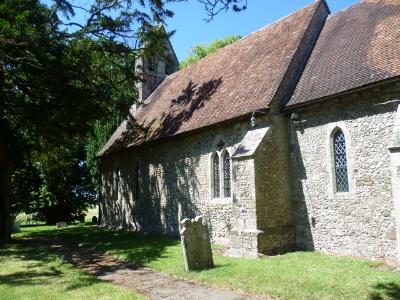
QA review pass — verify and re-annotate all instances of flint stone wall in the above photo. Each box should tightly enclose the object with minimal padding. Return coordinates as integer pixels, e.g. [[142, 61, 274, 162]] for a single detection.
[[100, 87, 400, 260], [99, 120, 254, 242], [290, 92, 400, 259]]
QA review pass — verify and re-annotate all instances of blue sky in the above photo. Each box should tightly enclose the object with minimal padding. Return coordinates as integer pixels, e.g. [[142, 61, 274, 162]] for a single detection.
[[166, 0, 359, 61], [43, 0, 360, 61]]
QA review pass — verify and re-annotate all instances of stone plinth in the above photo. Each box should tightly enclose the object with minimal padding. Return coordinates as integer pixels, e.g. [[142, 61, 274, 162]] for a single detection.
[[180, 216, 214, 272]]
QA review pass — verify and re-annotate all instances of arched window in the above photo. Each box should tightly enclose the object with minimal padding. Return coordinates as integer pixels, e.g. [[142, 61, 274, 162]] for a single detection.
[[223, 152, 231, 197], [213, 154, 220, 198], [333, 130, 349, 192]]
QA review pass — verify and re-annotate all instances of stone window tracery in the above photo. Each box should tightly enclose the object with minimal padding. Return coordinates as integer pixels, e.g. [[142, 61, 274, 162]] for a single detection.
[[211, 147, 232, 200], [333, 130, 349, 193], [223, 152, 231, 197], [213, 153, 220, 198]]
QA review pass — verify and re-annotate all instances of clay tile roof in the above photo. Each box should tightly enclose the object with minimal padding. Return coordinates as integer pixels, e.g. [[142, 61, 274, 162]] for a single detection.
[[287, 0, 400, 108], [98, 0, 325, 157]]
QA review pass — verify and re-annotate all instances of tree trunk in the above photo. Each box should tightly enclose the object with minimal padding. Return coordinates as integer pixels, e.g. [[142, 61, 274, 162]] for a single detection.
[[0, 119, 11, 244]]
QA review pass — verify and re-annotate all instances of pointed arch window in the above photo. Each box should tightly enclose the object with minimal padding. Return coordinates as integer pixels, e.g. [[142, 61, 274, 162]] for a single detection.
[[333, 130, 349, 193], [223, 152, 231, 197], [213, 154, 220, 198]]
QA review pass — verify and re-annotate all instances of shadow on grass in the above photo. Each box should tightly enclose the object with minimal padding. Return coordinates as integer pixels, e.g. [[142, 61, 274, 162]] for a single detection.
[[370, 282, 400, 300], [16, 225, 181, 266], [20, 223, 46, 228], [0, 269, 61, 287], [0, 240, 101, 291], [0, 240, 54, 263]]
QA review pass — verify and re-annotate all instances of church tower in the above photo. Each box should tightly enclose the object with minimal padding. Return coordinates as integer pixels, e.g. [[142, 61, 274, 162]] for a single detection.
[[136, 37, 179, 103]]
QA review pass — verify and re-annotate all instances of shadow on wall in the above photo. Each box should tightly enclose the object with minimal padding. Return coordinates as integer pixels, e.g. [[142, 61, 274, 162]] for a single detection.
[[142, 154, 201, 236], [100, 161, 145, 231], [370, 282, 400, 300], [143, 78, 223, 235], [100, 148, 203, 237], [120, 164, 141, 231], [102, 77, 225, 236], [289, 120, 315, 251], [144, 77, 224, 236], [100, 169, 132, 230]]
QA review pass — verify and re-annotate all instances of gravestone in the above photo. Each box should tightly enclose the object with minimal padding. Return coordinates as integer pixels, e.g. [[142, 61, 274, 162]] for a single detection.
[[180, 216, 214, 272], [56, 222, 67, 228]]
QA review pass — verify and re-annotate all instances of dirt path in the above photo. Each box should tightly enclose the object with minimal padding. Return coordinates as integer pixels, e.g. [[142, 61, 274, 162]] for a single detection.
[[20, 238, 270, 300]]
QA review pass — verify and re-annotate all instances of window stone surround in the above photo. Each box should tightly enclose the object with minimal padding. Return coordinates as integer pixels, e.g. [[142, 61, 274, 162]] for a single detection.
[[290, 92, 400, 259], [208, 146, 233, 203], [326, 122, 356, 199]]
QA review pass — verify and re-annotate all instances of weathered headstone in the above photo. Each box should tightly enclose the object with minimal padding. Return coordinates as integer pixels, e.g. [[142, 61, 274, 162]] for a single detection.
[[180, 216, 214, 271], [56, 222, 67, 228]]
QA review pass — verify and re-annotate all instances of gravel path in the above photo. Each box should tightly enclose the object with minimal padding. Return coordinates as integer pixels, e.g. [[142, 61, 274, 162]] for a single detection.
[[20, 238, 271, 300]]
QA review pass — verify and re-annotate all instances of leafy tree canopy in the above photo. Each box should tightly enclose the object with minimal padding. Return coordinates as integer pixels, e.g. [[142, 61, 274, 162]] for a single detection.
[[180, 35, 241, 69], [0, 0, 247, 239]]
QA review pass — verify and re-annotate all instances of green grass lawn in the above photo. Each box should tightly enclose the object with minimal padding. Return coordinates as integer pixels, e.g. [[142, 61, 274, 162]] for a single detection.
[[13, 225, 400, 300], [0, 238, 144, 300], [15, 207, 98, 227]]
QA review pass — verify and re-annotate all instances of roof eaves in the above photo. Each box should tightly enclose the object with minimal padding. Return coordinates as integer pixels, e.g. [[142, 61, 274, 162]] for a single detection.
[[284, 76, 400, 111], [97, 107, 270, 159]]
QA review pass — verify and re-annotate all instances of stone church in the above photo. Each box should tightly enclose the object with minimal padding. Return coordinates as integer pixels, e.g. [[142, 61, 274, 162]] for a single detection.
[[97, 0, 400, 260]]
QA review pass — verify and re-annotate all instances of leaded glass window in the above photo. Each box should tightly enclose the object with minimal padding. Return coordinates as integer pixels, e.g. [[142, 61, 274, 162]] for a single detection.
[[223, 152, 231, 197], [213, 154, 220, 198], [334, 130, 349, 193]]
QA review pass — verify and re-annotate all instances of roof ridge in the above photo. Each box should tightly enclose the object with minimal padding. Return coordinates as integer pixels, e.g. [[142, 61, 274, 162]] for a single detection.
[[327, 1, 364, 19], [149, 0, 325, 97], [231, 0, 324, 44], [328, 0, 400, 20], [176, 0, 324, 75], [288, 0, 400, 108]]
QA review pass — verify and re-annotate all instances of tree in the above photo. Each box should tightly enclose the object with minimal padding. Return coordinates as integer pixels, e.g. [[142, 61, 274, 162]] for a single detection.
[[86, 116, 123, 193], [198, 0, 247, 21], [0, 0, 138, 240], [0, 0, 248, 242], [34, 144, 96, 224], [180, 35, 241, 69], [11, 136, 98, 224]]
